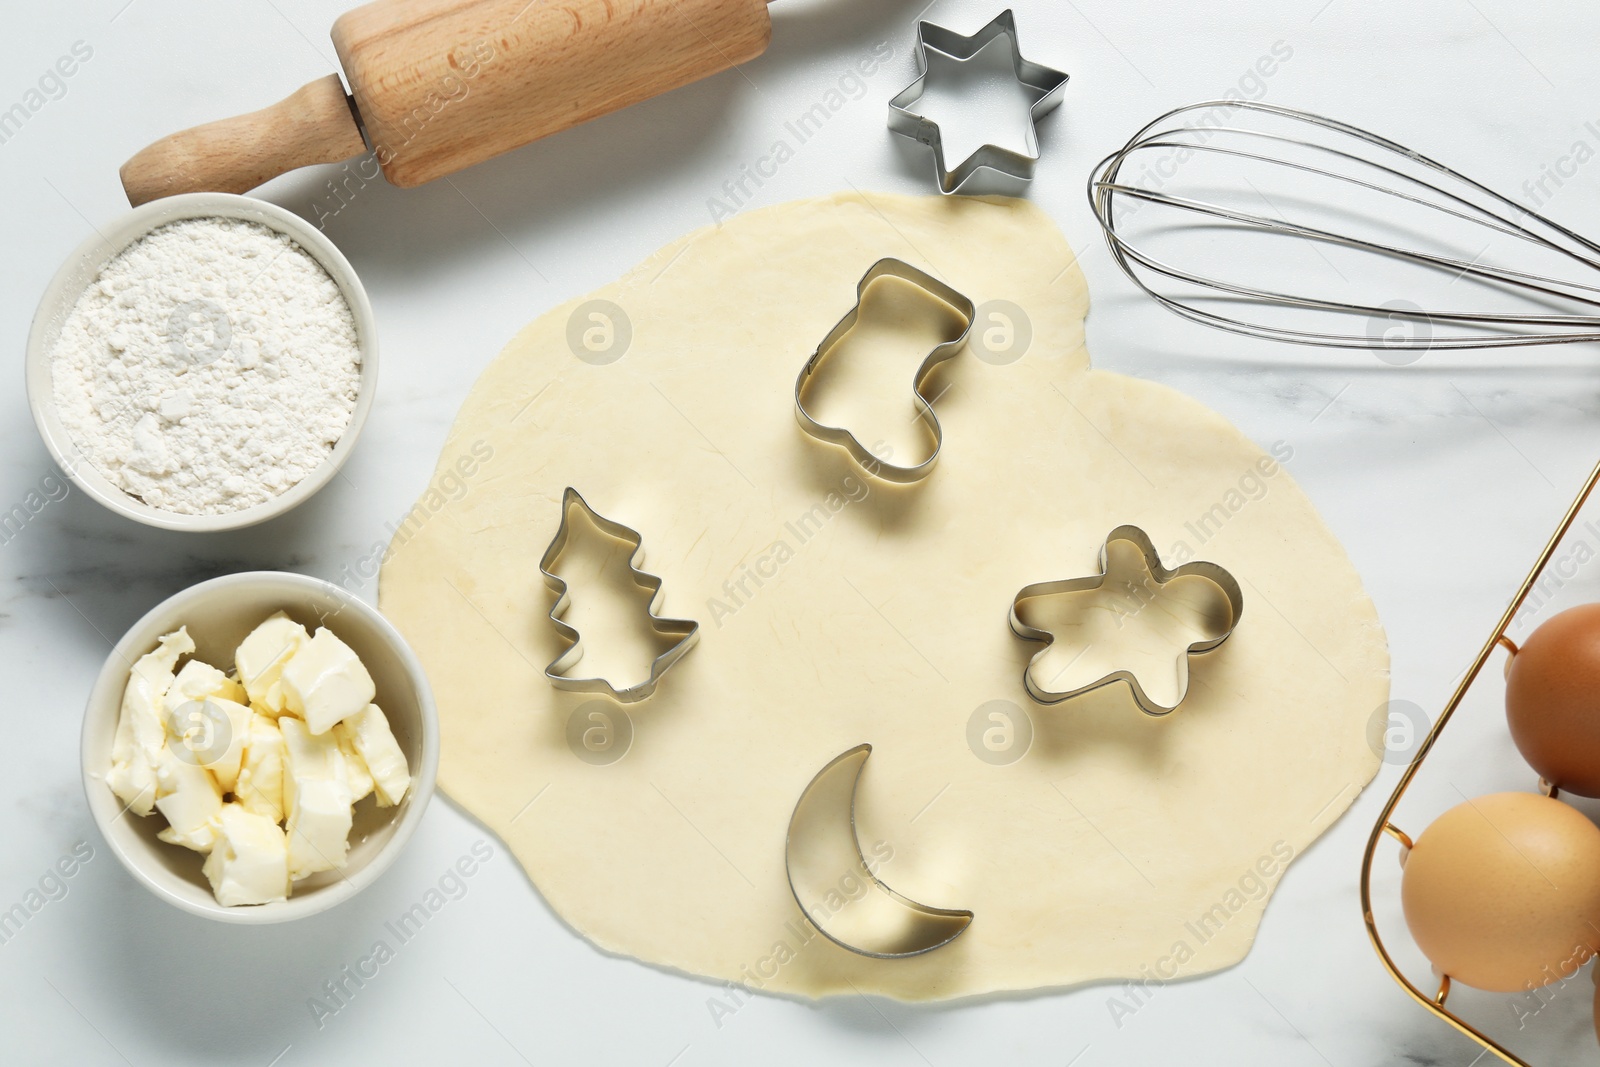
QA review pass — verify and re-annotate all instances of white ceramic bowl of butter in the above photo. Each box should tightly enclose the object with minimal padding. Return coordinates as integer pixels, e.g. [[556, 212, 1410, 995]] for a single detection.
[[25, 192, 378, 533], [82, 571, 438, 923]]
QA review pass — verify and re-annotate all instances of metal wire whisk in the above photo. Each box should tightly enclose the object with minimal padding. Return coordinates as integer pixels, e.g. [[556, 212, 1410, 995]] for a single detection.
[[1089, 101, 1600, 350]]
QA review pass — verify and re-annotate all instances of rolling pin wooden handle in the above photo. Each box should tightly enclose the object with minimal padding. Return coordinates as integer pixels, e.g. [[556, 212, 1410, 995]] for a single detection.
[[119, 74, 367, 207]]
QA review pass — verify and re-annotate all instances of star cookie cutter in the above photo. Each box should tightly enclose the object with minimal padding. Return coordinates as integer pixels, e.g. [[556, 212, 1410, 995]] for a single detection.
[[794, 258, 974, 484], [539, 487, 699, 703], [786, 744, 974, 958], [887, 9, 1069, 195], [1009, 525, 1244, 716]]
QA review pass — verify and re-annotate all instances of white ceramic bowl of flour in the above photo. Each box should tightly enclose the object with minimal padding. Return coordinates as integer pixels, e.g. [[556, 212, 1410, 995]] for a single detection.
[[26, 193, 377, 532]]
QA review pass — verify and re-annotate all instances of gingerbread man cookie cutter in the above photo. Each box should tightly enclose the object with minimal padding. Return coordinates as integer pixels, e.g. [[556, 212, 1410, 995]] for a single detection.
[[1009, 525, 1243, 715]]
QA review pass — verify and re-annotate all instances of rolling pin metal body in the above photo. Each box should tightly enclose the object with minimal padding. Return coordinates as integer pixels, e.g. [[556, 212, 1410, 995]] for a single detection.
[[120, 0, 772, 205]]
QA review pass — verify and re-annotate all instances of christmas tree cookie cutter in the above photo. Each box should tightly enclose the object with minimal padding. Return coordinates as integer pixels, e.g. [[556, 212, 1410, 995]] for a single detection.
[[539, 487, 699, 704], [887, 9, 1069, 195], [785, 744, 973, 958], [794, 258, 974, 484], [1009, 525, 1244, 715]]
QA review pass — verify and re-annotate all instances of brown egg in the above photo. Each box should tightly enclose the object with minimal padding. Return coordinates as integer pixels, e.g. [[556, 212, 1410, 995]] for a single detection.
[[1507, 604, 1600, 796], [1401, 792, 1600, 992]]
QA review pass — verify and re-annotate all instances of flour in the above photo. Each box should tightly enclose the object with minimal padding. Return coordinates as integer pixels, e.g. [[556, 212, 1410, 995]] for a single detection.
[[50, 217, 362, 515]]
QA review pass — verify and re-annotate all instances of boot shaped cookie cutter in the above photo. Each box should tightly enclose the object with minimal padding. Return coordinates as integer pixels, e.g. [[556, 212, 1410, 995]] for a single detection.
[[539, 487, 699, 703], [786, 744, 973, 958], [887, 9, 1069, 195], [1009, 525, 1244, 715], [794, 259, 974, 484]]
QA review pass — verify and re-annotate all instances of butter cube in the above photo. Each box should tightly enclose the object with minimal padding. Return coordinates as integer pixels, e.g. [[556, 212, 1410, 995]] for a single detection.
[[108, 627, 194, 816], [162, 669, 251, 794], [236, 713, 286, 824], [132, 627, 194, 691], [280, 628, 375, 735], [165, 657, 231, 710], [285, 777, 352, 880], [340, 704, 411, 808], [235, 613, 309, 712], [279, 715, 344, 780], [280, 717, 354, 879], [334, 725, 375, 804], [203, 804, 289, 906], [183, 697, 252, 794], [154, 753, 223, 852]]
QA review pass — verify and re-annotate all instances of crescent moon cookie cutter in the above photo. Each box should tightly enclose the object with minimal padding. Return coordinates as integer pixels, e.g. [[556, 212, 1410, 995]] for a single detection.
[[785, 744, 973, 959], [794, 258, 975, 484], [887, 9, 1069, 195], [539, 487, 699, 704], [1009, 525, 1244, 716]]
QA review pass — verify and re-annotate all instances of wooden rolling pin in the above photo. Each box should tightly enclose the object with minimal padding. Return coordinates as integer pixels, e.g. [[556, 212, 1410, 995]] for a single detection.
[[120, 0, 774, 205]]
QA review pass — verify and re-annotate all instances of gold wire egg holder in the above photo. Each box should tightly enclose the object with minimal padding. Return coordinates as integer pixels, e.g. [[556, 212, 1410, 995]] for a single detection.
[[1361, 457, 1600, 1067]]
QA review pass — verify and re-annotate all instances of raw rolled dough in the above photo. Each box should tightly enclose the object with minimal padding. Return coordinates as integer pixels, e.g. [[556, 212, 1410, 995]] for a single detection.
[[379, 192, 1388, 1000]]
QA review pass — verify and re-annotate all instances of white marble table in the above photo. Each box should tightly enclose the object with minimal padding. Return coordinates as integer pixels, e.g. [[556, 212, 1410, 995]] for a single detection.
[[6, 0, 1600, 1062]]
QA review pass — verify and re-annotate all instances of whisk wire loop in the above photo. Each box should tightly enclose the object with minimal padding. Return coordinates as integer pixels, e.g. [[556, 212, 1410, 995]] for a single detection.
[[1090, 101, 1600, 349]]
